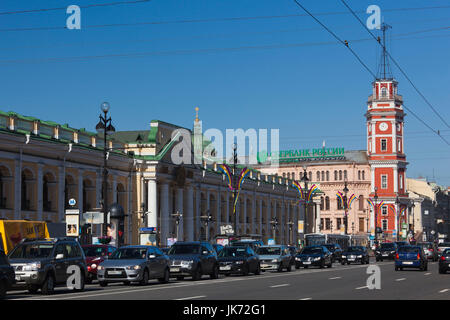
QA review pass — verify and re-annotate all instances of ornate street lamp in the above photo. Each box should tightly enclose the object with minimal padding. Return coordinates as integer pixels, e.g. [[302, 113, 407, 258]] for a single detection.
[[95, 102, 116, 238], [374, 187, 379, 243], [395, 195, 401, 241], [270, 217, 278, 243], [200, 210, 213, 242], [300, 166, 309, 234], [232, 143, 238, 237], [342, 180, 349, 235]]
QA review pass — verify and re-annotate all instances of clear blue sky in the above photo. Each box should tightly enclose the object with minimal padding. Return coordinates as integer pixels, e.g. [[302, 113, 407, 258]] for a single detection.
[[1, 0, 449, 186]]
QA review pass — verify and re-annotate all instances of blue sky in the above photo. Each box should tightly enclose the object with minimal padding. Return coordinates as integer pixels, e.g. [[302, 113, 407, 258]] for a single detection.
[[1, 0, 449, 186]]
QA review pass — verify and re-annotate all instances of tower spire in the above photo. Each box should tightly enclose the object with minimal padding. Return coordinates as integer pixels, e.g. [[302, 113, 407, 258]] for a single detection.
[[377, 23, 392, 80]]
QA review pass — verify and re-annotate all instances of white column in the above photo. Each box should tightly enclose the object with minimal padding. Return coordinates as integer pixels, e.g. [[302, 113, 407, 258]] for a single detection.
[[147, 179, 157, 229], [160, 183, 169, 245], [243, 194, 247, 233], [37, 163, 43, 220], [314, 198, 321, 233], [371, 167, 375, 192], [58, 166, 65, 222], [14, 159, 21, 219], [127, 174, 133, 245], [176, 187, 184, 241], [394, 167, 398, 193], [186, 186, 194, 241], [258, 198, 262, 235]]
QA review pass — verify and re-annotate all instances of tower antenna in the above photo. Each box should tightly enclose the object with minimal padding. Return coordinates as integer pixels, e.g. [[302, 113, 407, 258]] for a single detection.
[[377, 23, 392, 80]]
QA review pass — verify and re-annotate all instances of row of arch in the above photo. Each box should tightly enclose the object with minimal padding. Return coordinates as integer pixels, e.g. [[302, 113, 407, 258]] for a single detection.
[[282, 169, 366, 182]]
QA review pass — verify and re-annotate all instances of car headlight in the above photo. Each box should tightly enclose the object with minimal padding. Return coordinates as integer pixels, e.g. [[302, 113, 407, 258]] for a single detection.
[[390, 251, 395, 254], [357, 255, 362, 258], [375, 251, 380, 254], [271, 259, 279, 263], [313, 257, 321, 261], [23, 262, 41, 271], [126, 265, 141, 270], [181, 260, 193, 268], [342, 255, 346, 259], [90, 264, 97, 269], [295, 257, 300, 261], [235, 261, 244, 264]]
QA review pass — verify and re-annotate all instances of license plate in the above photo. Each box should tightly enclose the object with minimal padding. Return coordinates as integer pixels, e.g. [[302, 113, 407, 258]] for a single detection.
[[220, 266, 231, 271], [348, 258, 355, 261], [403, 261, 413, 265], [303, 261, 311, 265], [382, 254, 388, 256], [170, 267, 180, 272], [261, 264, 270, 268], [108, 271, 122, 275]]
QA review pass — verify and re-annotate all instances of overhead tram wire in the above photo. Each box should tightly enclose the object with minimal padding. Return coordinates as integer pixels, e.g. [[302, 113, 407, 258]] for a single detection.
[[339, 0, 450, 130], [291, 0, 450, 148]]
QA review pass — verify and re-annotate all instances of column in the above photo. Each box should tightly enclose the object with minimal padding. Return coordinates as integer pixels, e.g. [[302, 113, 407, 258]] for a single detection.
[[286, 201, 291, 244], [258, 198, 262, 235], [225, 190, 230, 225], [160, 183, 169, 245], [216, 190, 221, 237], [195, 187, 201, 240], [313, 198, 321, 233], [127, 174, 133, 245], [186, 186, 194, 241], [95, 170, 102, 209], [58, 166, 65, 222], [14, 159, 21, 219], [147, 179, 157, 228], [37, 163, 43, 220], [77, 169, 84, 215], [112, 174, 117, 204], [176, 187, 184, 240], [242, 194, 247, 233], [280, 200, 285, 243]]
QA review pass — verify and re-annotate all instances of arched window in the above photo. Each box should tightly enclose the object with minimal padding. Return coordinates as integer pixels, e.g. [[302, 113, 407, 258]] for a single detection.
[[359, 195, 364, 211], [282, 173, 286, 178], [381, 87, 387, 98], [358, 171, 361, 180], [43, 175, 49, 211], [339, 170, 342, 181], [325, 196, 330, 210], [287, 172, 290, 179], [337, 197, 343, 210], [362, 170, 365, 180], [320, 197, 324, 210], [344, 170, 347, 180], [334, 170, 338, 181], [316, 171, 320, 181], [321, 171, 325, 181], [326, 171, 329, 181]]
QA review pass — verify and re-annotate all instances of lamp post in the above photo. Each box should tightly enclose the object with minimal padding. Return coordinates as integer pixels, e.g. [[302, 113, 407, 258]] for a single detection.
[[342, 180, 349, 235], [232, 143, 238, 237], [374, 187, 379, 243], [287, 221, 294, 245], [395, 195, 401, 241], [95, 102, 116, 238], [411, 202, 415, 237], [200, 210, 213, 242], [172, 211, 183, 241], [330, 220, 333, 234], [270, 217, 278, 243], [300, 166, 309, 234]]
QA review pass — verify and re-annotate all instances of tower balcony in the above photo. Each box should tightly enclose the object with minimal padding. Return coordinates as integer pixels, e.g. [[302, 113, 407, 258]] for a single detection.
[[367, 94, 403, 105]]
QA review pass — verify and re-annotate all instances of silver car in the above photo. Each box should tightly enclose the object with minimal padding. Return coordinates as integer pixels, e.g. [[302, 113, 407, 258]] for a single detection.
[[97, 246, 170, 286], [256, 245, 292, 272]]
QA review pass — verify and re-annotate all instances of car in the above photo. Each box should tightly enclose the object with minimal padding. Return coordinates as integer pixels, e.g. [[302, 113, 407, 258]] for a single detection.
[[213, 244, 224, 255], [437, 242, 450, 257], [231, 240, 264, 252], [375, 242, 398, 261], [418, 242, 438, 262], [295, 245, 333, 269], [0, 250, 15, 299], [82, 244, 116, 284], [438, 248, 450, 274], [341, 246, 370, 265], [160, 247, 170, 255], [96, 246, 170, 286], [8, 238, 87, 295], [167, 241, 219, 281], [256, 245, 292, 272], [395, 245, 428, 271], [217, 246, 260, 276], [323, 243, 343, 263], [287, 246, 298, 266]]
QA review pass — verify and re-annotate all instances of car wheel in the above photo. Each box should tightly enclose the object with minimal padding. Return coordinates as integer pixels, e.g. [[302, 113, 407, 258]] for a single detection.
[[320, 261, 325, 269], [242, 264, 249, 276], [255, 263, 261, 275], [41, 273, 55, 295], [0, 280, 6, 299], [139, 269, 149, 286], [277, 264, 283, 272], [424, 264, 428, 271], [304, 266, 308, 269], [176, 276, 185, 281], [395, 266, 399, 271], [192, 265, 202, 281], [99, 281, 108, 287], [328, 261, 332, 268], [85, 276, 92, 285], [347, 262, 351, 265], [159, 268, 170, 284], [295, 265, 300, 269], [74, 273, 85, 292], [439, 268, 446, 274], [27, 285, 39, 294], [210, 265, 219, 279], [400, 267, 403, 271], [287, 263, 292, 272]]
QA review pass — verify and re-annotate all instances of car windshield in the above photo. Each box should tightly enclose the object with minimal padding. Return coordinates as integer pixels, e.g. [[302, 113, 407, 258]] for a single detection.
[[438, 243, 450, 247], [9, 243, 54, 259], [168, 245, 201, 255], [301, 247, 323, 254], [110, 248, 147, 260], [419, 243, 432, 249], [83, 246, 107, 257], [398, 246, 419, 253], [347, 247, 364, 252], [444, 249, 450, 255], [380, 244, 395, 249], [256, 247, 281, 255], [218, 247, 248, 258]]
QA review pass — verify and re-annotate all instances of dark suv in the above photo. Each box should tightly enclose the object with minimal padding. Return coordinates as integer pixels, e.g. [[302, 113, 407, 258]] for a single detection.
[[0, 250, 15, 299], [8, 238, 87, 295], [375, 242, 398, 261], [167, 242, 219, 281]]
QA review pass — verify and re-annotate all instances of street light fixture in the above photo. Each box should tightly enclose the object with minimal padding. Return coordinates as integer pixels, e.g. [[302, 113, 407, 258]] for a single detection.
[[374, 187, 379, 243], [342, 180, 349, 235], [270, 217, 278, 243], [200, 210, 213, 242], [287, 221, 294, 246], [232, 143, 238, 237], [300, 166, 309, 234], [395, 195, 401, 241], [95, 102, 116, 238], [172, 211, 183, 241]]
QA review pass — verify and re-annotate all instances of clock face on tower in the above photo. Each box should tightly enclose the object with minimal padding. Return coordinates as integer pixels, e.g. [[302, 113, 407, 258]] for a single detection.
[[378, 122, 388, 131]]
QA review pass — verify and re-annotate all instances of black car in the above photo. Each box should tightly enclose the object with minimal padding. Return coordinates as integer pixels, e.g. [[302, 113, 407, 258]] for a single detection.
[[295, 246, 333, 269], [439, 248, 450, 274], [0, 250, 15, 299], [341, 246, 370, 265], [323, 243, 343, 263], [217, 246, 260, 276], [375, 242, 398, 261], [167, 242, 219, 281]]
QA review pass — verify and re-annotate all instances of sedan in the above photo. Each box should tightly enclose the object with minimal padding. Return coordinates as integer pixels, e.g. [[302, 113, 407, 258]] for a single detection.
[[439, 248, 450, 274], [295, 246, 333, 269], [341, 246, 370, 265], [256, 245, 292, 272], [395, 245, 428, 271], [0, 250, 15, 299], [217, 246, 260, 276], [418, 242, 438, 262], [82, 244, 116, 284], [437, 242, 450, 257], [375, 242, 397, 261], [97, 246, 170, 286]]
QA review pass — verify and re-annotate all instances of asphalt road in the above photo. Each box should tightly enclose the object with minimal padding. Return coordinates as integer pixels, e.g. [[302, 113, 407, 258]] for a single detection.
[[6, 260, 450, 300]]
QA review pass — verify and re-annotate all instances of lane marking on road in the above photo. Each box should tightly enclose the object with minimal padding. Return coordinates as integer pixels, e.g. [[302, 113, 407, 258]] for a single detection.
[[395, 278, 406, 282], [355, 286, 368, 290], [424, 273, 431, 276], [299, 297, 312, 300], [12, 262, 394, 300], [439, 289, 449, 293], [329, 277, 342, 280], [175, 295, 206, 300], [269, 284, 290, 288]]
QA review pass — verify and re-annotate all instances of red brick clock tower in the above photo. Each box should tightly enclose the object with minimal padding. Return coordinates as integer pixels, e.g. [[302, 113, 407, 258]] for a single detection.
[[366, 24, 409, 241]]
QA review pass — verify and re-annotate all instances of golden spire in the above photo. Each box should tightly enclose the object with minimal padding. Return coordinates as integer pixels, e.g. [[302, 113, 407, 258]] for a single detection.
[[195, 107, 199, 122]]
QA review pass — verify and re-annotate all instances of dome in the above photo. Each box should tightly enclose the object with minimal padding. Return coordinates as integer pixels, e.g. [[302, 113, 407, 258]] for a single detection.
[[109, 203, 125, 219]]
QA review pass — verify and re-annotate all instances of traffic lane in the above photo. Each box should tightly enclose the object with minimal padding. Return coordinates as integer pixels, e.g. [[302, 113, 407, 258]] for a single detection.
[[44, 261, 392, 300]]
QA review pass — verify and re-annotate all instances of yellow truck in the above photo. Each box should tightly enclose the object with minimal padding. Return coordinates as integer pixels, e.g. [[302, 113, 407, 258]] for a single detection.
[[0, 220, 50, 254]]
